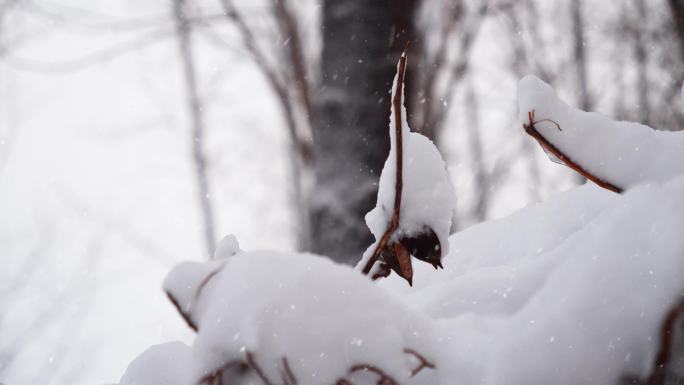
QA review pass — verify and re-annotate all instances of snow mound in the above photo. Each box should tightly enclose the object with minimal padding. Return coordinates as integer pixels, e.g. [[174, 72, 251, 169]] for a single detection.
[[122, 176, 684, 385], [118, 342, 192, 385], [163, 251, 434, 385], [518, 75, 684, 191], [381, 178, 684, 384]]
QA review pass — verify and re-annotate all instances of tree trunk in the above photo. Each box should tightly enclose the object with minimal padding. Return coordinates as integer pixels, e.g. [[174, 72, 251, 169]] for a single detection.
[[310, 0, 418, 264], [172, 0, 217, 257], [570, 0, 589, 185], [669, 0, 684, 62]]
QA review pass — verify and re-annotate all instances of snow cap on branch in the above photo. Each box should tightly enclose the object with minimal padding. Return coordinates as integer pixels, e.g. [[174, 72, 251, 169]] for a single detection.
[[164, 250, 434, 385], [519, 75, 684, 192], [361, 51, 456, 284]]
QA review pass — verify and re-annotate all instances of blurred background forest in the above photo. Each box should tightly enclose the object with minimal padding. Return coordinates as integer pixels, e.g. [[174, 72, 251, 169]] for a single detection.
[[1, 0, 683, 384]]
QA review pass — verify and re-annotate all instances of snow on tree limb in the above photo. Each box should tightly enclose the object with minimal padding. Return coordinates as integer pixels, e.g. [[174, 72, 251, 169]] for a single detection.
[[519, 75, 684, 193]]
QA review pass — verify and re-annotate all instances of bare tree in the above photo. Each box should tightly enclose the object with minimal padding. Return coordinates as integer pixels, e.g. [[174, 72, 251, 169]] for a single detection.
[[631, 0, 652, 125], [309, 0, 420, 264], [669, 0, 684, 63], [570, 0, 589, 185], [172, 0, 217, 256]]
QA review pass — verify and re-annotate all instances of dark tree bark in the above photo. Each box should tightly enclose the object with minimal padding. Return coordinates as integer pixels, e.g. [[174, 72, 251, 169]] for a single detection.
[[669, 0, 684, 62], [310, 0, 419, 264], [632, 0, 651, 125]]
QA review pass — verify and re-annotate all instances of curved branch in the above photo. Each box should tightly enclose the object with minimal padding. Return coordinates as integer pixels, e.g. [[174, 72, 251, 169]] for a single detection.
[[523, 110, 623, 193]]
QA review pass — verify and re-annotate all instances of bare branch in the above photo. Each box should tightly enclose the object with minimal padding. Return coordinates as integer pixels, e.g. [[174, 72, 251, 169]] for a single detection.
[[522, 110, 623, 193], [361, 50, 408, 277], [644, 296, 684, 385], [165, 262, 226, 332], [272, 0, 314, 129], [403, 348, 436, 377], [172, 0, 217, 255], [425, 2, 489, 133]]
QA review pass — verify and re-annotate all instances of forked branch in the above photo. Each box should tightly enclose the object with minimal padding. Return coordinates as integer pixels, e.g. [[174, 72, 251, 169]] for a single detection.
[[404, 348, 436, 376]]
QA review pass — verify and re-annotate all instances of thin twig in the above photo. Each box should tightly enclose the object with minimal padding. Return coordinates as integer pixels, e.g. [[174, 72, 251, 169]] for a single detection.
[[349, 364, 399, 385], [165, 263, 226, 332], [197, 359, 248, 385], [361, 49, 408, 275], [645, 296, 684, 385], [403, 348, 436, 377], [523, 110, 623, 193], [281, 357, 297, 385], [246, 351, 275, 385], [424, 2, 489, 133]]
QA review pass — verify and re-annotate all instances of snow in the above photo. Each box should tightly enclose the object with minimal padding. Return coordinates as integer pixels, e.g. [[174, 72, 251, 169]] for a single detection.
[[124, 174, 684, 385], [162, 250, 434, 385], [213, 234, 241, 259], [361, 55, 456, 277], [118, 342, 192, 385], [119, 73, 684, 385], [383, 178, 684, 385], [518, 75, 684, 190]]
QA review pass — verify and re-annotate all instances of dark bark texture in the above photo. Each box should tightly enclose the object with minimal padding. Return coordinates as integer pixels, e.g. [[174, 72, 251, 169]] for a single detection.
[[310, 0, 418, 264]]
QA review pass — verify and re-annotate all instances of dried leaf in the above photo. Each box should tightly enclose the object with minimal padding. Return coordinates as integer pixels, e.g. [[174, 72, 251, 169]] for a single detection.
[[371, 261, 391, 281], [399, 226, 443, 269], [381, 242, 414, 286]]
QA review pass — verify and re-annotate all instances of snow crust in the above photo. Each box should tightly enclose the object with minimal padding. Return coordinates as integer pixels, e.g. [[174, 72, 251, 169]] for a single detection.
[[363, 59, 456, 266], [519, 75, 684, 189]]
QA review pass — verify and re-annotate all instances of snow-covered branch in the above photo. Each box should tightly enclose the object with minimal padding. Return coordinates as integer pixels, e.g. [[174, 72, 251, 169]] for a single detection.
[[519, 75, 684, 193], [359, 50, 456, 285]]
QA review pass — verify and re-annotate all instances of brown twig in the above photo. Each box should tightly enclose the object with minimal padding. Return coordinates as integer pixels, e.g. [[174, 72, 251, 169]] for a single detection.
[[166, 291, 198, 332], [198, 360, 249, 385], [403, 348, 436, 377], [523, 110, 623, 193], [245, 351, 276, 385], [165, 263, 226, 332], [644, 296, 684, 385], [361, 49, 408, 276], [281, 357, 297, 385], [348, 364, 399, 385]]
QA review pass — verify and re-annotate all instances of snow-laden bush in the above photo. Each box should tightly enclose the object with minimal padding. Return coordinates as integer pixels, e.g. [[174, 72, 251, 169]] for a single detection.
[[118, 55, 684, 385]]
